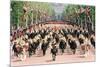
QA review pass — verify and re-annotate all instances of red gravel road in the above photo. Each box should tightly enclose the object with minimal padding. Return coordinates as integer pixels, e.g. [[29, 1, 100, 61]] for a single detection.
[[11, 49, 95, 67]]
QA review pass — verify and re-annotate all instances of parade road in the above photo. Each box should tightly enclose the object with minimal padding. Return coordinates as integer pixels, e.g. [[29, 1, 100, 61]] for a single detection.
[[11, 48, 95, 67]]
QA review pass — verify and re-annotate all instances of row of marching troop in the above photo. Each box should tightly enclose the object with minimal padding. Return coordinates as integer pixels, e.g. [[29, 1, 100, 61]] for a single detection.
[[10, 22, 95, 61]]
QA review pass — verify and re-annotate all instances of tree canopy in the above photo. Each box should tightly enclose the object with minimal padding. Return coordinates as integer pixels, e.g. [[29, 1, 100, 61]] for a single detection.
[[10, 1, 55, 29], [62, 4, 95, 31]]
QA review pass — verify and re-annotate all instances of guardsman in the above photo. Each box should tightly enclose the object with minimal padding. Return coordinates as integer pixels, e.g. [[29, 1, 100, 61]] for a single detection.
[[51, 44, 58, 61]]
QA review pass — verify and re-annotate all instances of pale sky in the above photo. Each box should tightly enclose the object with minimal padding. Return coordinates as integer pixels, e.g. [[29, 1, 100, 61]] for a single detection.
[[51, 3, 66, 14]]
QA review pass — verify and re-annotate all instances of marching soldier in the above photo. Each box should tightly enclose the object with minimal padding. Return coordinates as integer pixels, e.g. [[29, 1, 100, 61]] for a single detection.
[[51, 44, 58, 61], [59, 39, 66, 54]]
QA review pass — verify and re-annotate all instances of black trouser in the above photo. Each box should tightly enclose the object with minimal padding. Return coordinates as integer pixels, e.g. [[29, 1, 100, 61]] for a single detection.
[[28, 48, 33, 57], [29, 51, 32, 57], [72, 49, 76, 54], [33, 49, 36, 54], [61, 49, 64, 53], [52, 54, 56, 61], [14, 52, 18, 57], [43, 49, 46, 56]]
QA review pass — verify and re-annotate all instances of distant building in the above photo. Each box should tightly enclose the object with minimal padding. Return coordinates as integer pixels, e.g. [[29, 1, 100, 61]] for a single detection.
[[51, 3, 65, 21]]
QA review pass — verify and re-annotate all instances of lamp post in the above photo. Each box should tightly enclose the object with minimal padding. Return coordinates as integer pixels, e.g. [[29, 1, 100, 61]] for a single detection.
[[17, 8, 20, 29], [23, 6, 28, 28], [10, 8, 13, 30], [35, 5, 39, 24], [31, 9, 33, 25]]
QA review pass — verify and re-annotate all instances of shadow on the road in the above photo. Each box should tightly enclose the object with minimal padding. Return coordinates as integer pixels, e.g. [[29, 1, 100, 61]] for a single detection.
[[77, 55, 86, 58], [35, 55, 43, 57], [12, 59, 21, 62], [46, 59, 53, 62]]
